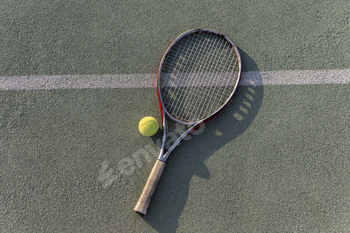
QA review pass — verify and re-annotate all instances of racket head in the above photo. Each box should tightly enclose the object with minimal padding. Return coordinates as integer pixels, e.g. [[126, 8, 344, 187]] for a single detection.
[[157, 29, 242, 126]]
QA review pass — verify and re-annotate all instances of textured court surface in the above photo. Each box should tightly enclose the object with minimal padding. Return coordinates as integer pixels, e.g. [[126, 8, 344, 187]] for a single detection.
[[1, 1, 349, 232]]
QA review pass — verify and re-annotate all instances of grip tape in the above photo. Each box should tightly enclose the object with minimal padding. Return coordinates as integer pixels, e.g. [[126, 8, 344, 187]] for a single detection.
[[134, 160, 166, 215]]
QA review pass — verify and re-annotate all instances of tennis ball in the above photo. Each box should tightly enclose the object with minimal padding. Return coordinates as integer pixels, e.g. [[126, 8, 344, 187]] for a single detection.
[[139, 116, 159, 136]]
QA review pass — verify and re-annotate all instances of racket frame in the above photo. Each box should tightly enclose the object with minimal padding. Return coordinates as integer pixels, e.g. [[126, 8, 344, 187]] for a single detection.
[[134, 29, 241, 215], [156, 28, 242, 162]]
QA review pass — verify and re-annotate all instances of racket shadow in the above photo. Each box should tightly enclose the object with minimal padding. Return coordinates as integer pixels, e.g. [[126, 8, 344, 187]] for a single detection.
[[141, 49, 264, 233]]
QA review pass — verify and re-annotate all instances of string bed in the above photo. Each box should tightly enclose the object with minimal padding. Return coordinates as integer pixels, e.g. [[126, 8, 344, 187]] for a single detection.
[[160, 32, 240, 123]]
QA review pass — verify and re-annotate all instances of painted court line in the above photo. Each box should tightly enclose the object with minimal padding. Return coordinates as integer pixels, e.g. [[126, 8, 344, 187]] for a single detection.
[[0, 69, 349, 90]]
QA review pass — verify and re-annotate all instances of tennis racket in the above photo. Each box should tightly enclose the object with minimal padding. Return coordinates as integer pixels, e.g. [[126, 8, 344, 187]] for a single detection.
[[134, 29, 242, 215]]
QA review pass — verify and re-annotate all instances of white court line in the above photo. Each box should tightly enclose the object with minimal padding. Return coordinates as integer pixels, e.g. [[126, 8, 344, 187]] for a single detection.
[[240, 70, 350, 86], [0, 69, 350, 90]]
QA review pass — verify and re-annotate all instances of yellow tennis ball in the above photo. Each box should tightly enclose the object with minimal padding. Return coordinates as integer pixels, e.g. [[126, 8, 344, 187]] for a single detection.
[[139, 116, 159, 136]]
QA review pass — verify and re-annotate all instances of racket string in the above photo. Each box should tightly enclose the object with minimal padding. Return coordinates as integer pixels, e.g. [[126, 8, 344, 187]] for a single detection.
[[186, 34, 227, 120], [203, 43, 239, 113], [163, 50, 234, 119], [162, 86, 232, 114], [175, 33, 217, 121], [193, 35, 235, 118], [178, 33, 230, 121], [160, 31, 239, 122], [162, 34, 213, 120], [166, 34, 205, 118], [212, 56, 239, 111], [161, 35, 199, 96], [189, 38, 237, 120]]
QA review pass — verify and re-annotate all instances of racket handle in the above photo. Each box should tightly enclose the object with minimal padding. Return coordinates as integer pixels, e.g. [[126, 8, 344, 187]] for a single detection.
[[134, 159, 166, 215]]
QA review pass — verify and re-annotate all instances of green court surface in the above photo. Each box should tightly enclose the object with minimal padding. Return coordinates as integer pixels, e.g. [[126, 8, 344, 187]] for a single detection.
[[1, 1, 350, 232]]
